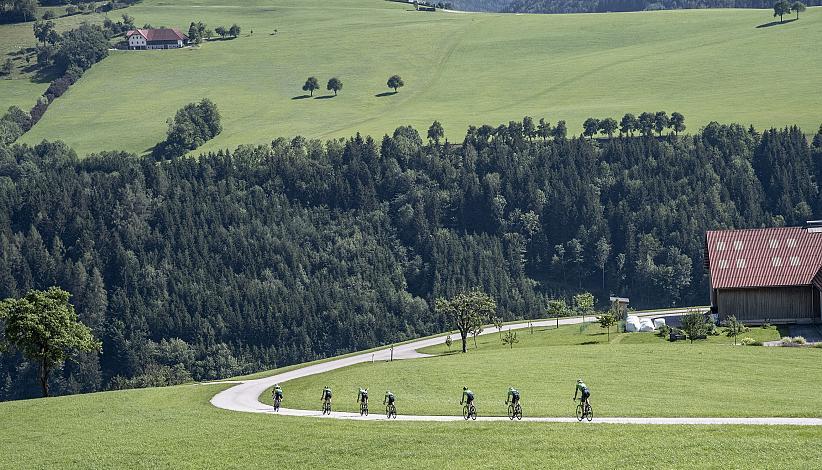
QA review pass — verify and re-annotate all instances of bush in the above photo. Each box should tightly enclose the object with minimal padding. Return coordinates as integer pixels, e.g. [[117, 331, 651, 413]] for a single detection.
[[793, 336, 807, 345], [153, 98, 222, 159], [656, 324, 671, 338], [814, 343, 822, 349], [781, 336, 807, 347], [42, 10, 56, 20], [740, 337, 762, 346]]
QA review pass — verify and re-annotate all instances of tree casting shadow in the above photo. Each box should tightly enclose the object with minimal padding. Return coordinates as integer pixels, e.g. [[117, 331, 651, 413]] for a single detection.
[[375, 91, 398, 97], [291, 95, 311, 100], [314, 95, 335, 100], [756, 18, 797, 28]]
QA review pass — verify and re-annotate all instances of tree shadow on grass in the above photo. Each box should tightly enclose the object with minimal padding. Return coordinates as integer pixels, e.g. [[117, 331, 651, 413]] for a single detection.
[[756, 18, 797, 28], [314, 95, 335, 99], [580, 340, 602, 345], [375, 91, 398, 97], [291, 95, 311, 100]]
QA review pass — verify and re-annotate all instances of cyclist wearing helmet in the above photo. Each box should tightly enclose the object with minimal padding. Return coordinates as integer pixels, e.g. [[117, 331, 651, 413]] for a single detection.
[[383, 390, 395, 406], [461, 387, 475, 407], [272, 383, 283, 403], [573, 379, 590, 407], [506, 386, 520, 406], [321, 386, 332, 405], [357, 387, 369, 406]]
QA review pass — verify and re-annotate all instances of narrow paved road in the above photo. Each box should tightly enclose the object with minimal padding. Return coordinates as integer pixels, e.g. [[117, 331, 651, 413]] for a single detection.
[[209, 308, 822, 426]]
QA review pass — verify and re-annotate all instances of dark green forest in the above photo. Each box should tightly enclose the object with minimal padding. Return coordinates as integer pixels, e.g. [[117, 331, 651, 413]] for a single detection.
[[0, 121, 820, 400], [450, 0, 820, 13]]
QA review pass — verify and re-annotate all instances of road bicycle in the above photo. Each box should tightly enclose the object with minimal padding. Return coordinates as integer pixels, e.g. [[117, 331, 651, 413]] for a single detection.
[[322, 399, 332, 415], [575, 398, 593, 422], [507, 402, 522, 421], [360, 400, 368, 416], [273, 396, 281, 412], [463, 402, 477, 420], [386, 403, 397, 419]]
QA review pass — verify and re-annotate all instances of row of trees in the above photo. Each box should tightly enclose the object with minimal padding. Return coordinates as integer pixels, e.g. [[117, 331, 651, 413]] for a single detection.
[[0, 119, 819, 400], [448, 0, 822, 14], [300, 75, 404, 97]]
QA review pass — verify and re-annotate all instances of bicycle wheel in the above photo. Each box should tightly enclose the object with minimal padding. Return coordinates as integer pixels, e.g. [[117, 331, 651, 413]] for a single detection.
[[515, 404, 522, 420], [508, 404, 514, 420], [586, 404, 593, 422], [471, 405, 477, 420], [391, 405, 397, 419], [463, 405, 469, 420], [274, 399, 280, 412], [576, 403, 584, 422]]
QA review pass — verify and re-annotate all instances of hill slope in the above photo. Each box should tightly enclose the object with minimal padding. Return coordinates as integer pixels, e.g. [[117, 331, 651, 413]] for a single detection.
[[11, 1, 822, 155]]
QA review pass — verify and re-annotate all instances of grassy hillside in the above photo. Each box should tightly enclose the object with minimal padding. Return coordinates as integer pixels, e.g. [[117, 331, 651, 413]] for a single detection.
[[2, 359, 822, 468], [4, 1, 819, 155], [276, 323, 822, 418]]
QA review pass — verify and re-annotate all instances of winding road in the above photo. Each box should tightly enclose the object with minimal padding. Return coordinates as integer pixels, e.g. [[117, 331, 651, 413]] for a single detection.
[[210, 309, 822, 426]]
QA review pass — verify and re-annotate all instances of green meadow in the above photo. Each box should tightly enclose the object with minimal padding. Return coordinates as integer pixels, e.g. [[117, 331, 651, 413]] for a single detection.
[[276, 323, 822, 418], [1, 1, 819, 155]]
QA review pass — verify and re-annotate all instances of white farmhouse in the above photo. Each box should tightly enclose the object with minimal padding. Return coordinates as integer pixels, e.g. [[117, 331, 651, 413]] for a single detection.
[[126, 28, 189, 50]]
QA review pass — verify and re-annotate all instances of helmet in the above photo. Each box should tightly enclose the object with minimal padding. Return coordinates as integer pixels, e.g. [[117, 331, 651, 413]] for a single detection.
[[509, 386, 515, 392], [463, 386, 467, 390], [274, 383, 279, 388], [577, 379, 583, 383]]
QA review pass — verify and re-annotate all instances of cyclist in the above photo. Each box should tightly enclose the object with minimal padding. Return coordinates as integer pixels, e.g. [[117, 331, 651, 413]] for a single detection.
[[573, 379, 590, 408], [272, 383, 283, 404], [506, 386, 520, 407], [461, 386, 475, 408], [383, 390, 395, 407], [357, 387, 369, 406], [321, 386, 333, 407]]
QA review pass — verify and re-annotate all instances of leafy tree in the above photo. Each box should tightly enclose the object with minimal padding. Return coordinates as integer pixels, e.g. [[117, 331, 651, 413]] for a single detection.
[[552, 120, 567, 140], [154, 98, 222, 159], [302, 76, 320, 96], [723, 315, 747, 345], [427, 120, 444, 145], [597, 312, 617, 341], [326, 77, 343, 95], [599, 117, 618, 139], [573, 292, 595, 322], [773, 0, 791, 22], [638, 112, 655, 137], [654, 111, 669, 136], [594, 237, 611, 290], [493, 316, 503, 338], [188, 22, 202, 44], [435, 290, 496, 353], [0, 288, 101, 397], [445, 334, 453, 352], [42, 9, 56, 20], [670, 112, 686, 136], [501, 329, 519, 349], [229, 24, 241, 38], [0, 58, 12, 77], [54, 23, 109, 74], [547, 299, 568, 329], [387, 74, 404, 92], [681, 311, 709, 343], [791, 1, 806, 19], [522, 116, 536, 141], [0, 118, 22, 144], [583, 117, 600, 139], [620, 113, 637, 136], [537, 118, 551, 141], [33, 20, 55, 46], [471, 318, 483, 349]]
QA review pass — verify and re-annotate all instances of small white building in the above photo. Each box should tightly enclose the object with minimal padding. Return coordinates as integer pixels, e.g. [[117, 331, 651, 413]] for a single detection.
[[126, 28, 188, 50]]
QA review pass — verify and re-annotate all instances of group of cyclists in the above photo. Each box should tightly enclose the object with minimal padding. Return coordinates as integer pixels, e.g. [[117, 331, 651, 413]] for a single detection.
[[271, 379, 592, 420]]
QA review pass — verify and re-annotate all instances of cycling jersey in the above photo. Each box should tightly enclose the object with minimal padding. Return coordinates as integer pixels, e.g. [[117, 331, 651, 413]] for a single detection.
[[507, 389, 520, 402], [322, 388, 332, 400], [462, 389, 474, 403], [358, 389, 368, 402], [274, 387, 283, 398], [384, 392, 395, 404]]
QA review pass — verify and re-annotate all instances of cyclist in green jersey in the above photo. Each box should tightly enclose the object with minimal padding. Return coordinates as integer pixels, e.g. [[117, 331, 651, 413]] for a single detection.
[[272, 384, 283, 403], [506, 387, 520, 407], [461, 387, 475, 407], [573, 379, 590, 407], [321, 386, 332, 405]]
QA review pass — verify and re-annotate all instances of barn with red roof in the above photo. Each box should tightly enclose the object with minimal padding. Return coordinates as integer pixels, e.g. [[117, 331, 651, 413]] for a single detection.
[[705, 223, 822, 324], [126, 28, 188, 50]]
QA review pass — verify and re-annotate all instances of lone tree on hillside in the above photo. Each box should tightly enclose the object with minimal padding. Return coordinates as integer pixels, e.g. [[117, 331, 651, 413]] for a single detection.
[[302, 76, 320, 96], [599, 118, 618, 139], [0, 288, 101, 397], [791, 1, 806, 19], [597, 312, 617, 342], [670, 112, 686, 136], [387, 74, 404, 93], [583, 118, 600, 139], [502, 329, 519, 349], [547, 299, 568, 329], [773, 0, 791, 22], [327, 77, 343, 95], [574, 292, 595, 323], [427, 120, 444, 145], [620, 113, 637, 136], [435, 289, 496, 353]]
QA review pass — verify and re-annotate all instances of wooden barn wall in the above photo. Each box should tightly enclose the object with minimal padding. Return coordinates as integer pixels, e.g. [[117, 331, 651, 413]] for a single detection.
[[716, 286, 820, 323]]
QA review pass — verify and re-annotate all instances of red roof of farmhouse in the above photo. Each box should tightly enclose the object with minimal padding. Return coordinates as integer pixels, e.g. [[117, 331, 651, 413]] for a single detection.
[[706, 227, 822, 290], [126, 28, 188, 41]]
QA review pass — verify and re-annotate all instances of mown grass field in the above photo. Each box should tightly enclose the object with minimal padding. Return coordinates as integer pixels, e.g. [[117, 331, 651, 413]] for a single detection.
[[1, 0, 819, 155], [3, 368, 822, 468], [276, 323, 822, 418]]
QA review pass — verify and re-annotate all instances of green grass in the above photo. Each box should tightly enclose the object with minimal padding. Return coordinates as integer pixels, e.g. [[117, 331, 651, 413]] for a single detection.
[[276, 323, 821, 418], [3, 370, 822, 468], [1, 0, 818, 155]]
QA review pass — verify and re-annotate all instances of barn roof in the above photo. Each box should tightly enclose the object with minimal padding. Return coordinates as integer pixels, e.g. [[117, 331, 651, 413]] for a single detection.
[[126, 28, 188, 42], [706, 227, 822, 290]]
